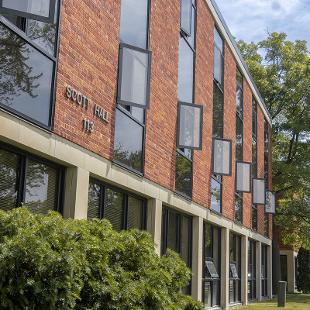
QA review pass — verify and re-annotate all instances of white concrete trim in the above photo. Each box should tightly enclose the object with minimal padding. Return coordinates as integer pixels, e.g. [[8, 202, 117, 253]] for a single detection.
[[0, 111, 272, 246]]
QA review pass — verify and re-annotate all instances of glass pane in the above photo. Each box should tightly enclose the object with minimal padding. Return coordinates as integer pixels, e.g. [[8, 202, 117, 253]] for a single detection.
[[178, 37, 194, 102], [252, 100, 257, 137], [24, 160, 58, 214], [114, 109, 143, 172], [178, 103, 202, 149], [203, 281, 212, 308], [180, 0, 191, 35], [0, 24, 54, 126], [87, 182, 101, 219], [236, 116, 243, 161], [253, 179, 265, 204], [119, 0, 148, 49], [2, 0, 50, 18], [204, 223, 212, 259], [104, 188, 124, 231], [213, 139, 231, 175], [119, 46, 149, 108], [186, 4, 196, 49], [236, 86, 243, 116], [214, 28, 223, 53], [252, 206, 257, 231], [211, 177, 221, 213], [213, 85, 223, 137], [167, 211, 178, 252], [175, 152, 192, 197], [180, 216, 191, 266], [0, 149, 19, 211], [234, 193, 243, 223], [252, 138, 257, 178], [214, 46, 223, 85], [127, 196, 143, 230], [236, 162, 251, 192]]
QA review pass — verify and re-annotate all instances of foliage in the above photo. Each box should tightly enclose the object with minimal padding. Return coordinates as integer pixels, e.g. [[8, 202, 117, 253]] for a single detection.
[[297, 248, 310, 293], [237, 33, 310, 249], [0, 208, 202, 310]]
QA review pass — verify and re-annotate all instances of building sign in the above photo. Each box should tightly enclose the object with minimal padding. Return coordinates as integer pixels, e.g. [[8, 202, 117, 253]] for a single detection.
[[65, 85, 109, 133]]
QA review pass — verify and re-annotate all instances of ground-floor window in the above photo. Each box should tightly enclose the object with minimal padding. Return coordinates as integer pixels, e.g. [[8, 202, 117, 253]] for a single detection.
[[248, 240, 256, 300], [88, 179, 147, 231], [261, 245, 268, 297], [161, 206, 192, 294], [280, 255, 288, 282], [229, 233, 241, 304], [203, 223, 221, 308], [0, 144, 64, 213]]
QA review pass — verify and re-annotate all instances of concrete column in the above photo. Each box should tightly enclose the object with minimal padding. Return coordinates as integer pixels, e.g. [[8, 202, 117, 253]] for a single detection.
[[256, 241, 262, 301], [192, 216, 203, 301], [146, 198, 163, 255], [221, 227, 230, 310], [63, 167, 89, 219], [241, 235, 249, 305], [267, 245, 273, 298]]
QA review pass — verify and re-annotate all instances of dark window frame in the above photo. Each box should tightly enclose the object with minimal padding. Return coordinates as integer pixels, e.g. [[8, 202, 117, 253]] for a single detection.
[[0, 142, 64, 213], [212, 137, 233, 176], [0, 0, 61, 130], [0, 0, 56, 23], [88, 178, 147, 231], [176, 101, 203, 150], [212, 81, 224, 138], [213, 27, 224, 89], [235, 161, 252, 193], [252, 177, 266, 205], [117, 42, 152, 109]]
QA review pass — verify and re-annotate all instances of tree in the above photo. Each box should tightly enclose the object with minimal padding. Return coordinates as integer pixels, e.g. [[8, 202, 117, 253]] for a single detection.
[[237, 33, 310, 250], [297, 248, 310, 293]]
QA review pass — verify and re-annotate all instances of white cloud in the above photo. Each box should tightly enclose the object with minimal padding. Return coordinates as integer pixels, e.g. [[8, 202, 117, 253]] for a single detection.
[[215, 0, 310, 46]]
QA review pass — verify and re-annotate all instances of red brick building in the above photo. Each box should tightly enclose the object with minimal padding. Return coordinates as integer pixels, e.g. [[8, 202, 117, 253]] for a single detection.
[[0, 0, 274, 307]]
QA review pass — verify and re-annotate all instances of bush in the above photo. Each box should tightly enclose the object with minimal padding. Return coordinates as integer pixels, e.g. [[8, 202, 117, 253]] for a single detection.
[[0, 208, 202, 309], [297, 248, 310, 293]]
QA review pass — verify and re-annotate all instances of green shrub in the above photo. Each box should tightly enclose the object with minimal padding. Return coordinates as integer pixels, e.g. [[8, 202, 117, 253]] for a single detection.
[[297, 248, 310, 293], [0, 208, 203, 310]]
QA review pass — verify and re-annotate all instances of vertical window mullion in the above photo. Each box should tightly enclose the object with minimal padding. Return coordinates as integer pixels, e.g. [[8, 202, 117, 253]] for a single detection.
[[123, 194, 129, 230]]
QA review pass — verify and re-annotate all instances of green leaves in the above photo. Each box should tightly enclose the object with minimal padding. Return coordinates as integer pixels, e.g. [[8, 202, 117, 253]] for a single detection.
[[0, 208, 202, 310]]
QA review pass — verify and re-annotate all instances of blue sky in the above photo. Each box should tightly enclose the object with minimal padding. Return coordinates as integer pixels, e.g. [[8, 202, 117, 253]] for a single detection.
[[215, 0, 310, 47]]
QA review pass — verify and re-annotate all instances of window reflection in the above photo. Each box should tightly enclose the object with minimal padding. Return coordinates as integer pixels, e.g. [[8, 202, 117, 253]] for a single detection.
[[175, 152, 192, 197], [211, 176, 221, 213], [0, 24, 54, 126]]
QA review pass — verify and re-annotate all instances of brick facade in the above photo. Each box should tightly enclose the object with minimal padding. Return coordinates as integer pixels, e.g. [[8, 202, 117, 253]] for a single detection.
[[51, 0, 271, 238]]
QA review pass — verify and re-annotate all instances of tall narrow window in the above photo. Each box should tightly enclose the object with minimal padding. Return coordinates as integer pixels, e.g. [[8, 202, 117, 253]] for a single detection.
[[261, 245, 268, 297], [87, 179, 147, 231], [175, 0, 197, 198], [162, 207, 192, 294], [229, 233, 241, 304], [252, 98, 258, 230], [114, 0, 150, 173], [203, 223, 221, 308], [248, 240, 256, 300], [235, 69, 243, 223], [0, 0, 59, 128], [264, 119, 270, 237], [0, 144, 64, 213], [211, 28, 224, 212]]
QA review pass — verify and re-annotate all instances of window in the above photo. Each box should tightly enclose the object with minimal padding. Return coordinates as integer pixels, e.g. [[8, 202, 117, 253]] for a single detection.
[[0, 0, 59, 128], [248, 240, 256, 300], [175, 0, 196, 198], [117, 44, 151, 108], [180, 0, 192, 36], [210, 175, 222, 213], [253, 178, 266, 205], [234, 192, 243, 224], [0, 0, 56, 23], [177, 102, 203, 149], [212, 138, 232, 176], [261, 245, 268, 297], [213, 85, 224, 138], [229, 233, 241, 304], [113, 108, 144, 173], [87, 179, 147, 231], [162, 206, 192, 294], [265, 191, 275, 214], [119, 0, 149, 49], [264, 119, 269, 182], [114, 0, 150, 173], [280, 255, 288, 282], [252, 205, 258, 231], [264, 213, 269, 238], [214, 28, 224, 87], [203, 223, 221, 308], [236, 161, 251, 193], [0, 144, 63, 213]]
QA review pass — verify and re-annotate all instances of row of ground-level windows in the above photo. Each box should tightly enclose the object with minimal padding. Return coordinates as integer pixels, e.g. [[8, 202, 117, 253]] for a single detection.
[[0, 145, 270, 304]]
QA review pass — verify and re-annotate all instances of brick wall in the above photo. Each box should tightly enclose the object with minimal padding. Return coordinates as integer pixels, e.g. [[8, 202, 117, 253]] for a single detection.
[[52, 0, 271, 237]]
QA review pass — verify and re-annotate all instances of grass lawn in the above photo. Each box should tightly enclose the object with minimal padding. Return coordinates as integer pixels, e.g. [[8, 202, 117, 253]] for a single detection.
[[236, 294, 310, 310]]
